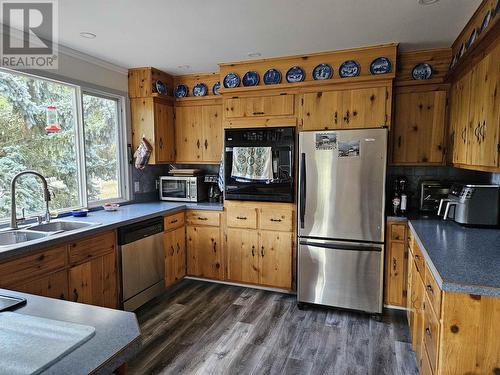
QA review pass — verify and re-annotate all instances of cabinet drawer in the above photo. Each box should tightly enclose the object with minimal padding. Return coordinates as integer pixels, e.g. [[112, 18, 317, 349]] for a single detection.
[[423, 294, 440, 374], [224, 95, 294, 118], [68, 231, 116, 265], [424, 263, 442, 316], [0, 246, 67, 286], [186, 210, 220, 226], [259, 207, 294, 232], [164, 211, 185, 231], [412, 241, 425, 279], [390, 224, 406, 241], [226, 206, 258, 229]]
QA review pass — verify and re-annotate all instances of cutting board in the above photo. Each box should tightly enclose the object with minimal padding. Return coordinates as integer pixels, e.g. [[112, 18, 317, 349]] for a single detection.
[[0, 312, 96, 375]]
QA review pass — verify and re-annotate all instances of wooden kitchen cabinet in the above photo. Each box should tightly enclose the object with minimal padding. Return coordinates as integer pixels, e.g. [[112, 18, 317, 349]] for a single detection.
[[384, 221, 408, 307], [186, 211, 223, 280], [391, 89, 446, 164], [68, 251, 117, 308], [175, 103, 222, 163], [449, 71, 472, 165], [224, 94, 295, 119], [13, 270, 68, 300], [301, 86, 390, 130], [164, 225, 186, 287], [225, 201, 294, 290], [130, 97, 175, 164]]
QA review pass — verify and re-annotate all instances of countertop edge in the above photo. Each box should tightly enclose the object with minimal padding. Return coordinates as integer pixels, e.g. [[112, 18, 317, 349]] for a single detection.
[[407, 220, 500, 297]]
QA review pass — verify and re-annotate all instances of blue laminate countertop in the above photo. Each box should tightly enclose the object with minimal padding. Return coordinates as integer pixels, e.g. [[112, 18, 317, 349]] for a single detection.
[[0, 201, 223, 261], [0, 288, 141, 375], [408, 219, 500, 297]]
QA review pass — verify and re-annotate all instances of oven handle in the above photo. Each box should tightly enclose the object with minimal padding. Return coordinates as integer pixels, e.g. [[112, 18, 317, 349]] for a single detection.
[[299, 152, 306, 228], [186, 180, 191, 200]]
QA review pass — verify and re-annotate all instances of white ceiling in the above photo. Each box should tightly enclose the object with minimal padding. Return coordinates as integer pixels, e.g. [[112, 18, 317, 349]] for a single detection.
[[56, 0, 481, 75]]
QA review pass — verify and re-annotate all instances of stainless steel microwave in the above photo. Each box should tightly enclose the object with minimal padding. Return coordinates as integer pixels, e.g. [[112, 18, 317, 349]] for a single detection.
[[159, 176, 208, 202]]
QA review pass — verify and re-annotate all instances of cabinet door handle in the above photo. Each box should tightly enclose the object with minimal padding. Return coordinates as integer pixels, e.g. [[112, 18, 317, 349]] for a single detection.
[[261, 246, 264, 257], [251, 245, 255, 257], [171, 245, 175, 256], [204, 139, 208, 149], [197, 139, 200, 149], [344, 110, 350, 124], [253, 111, 265, 115], [334, 111, 338, 125], [213, 241, 217, 253], [480, 121, 486, 141], [270, 218, 282, 222], [72, 289, 79, 302], [197, 217, 208, 221], [177, 243, 180, 253], [461, 127, 466, 143], [236, 216, 247, 220], [159, 138, 163, 149], [392, 257, 397, 272]]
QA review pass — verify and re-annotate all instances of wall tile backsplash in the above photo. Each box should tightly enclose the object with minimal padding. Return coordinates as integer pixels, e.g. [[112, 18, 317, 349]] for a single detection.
[[387, 166, 498, 210]]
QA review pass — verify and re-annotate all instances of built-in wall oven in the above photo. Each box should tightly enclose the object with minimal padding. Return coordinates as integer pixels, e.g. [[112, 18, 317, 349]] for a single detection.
[[224, 127, 295, 202]]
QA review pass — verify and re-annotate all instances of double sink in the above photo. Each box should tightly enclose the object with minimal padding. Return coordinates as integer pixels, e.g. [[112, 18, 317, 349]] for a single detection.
[[0, 220, 100, 247]]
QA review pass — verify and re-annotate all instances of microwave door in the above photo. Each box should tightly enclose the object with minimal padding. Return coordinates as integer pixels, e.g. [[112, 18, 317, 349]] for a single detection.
[[161, 179, 188, 201]]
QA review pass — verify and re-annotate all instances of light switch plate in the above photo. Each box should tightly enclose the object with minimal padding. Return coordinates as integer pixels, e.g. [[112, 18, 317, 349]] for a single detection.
[[134, 181, 140, 193]]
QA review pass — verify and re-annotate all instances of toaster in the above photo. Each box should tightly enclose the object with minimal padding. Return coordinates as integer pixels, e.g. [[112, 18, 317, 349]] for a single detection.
[[438, 184, 500, 226]]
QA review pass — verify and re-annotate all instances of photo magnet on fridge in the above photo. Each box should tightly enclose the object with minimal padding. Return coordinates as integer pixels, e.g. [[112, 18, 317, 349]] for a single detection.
[[315, 132, 337, 150], [338, 140, 360, 158]]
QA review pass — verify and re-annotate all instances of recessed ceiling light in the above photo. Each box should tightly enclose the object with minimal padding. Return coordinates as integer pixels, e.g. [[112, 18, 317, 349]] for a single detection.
[[177, 65, 191, 69], [80, 32, 96, 39], [247, 52, 262, 57], [418, 0, 439, 5]]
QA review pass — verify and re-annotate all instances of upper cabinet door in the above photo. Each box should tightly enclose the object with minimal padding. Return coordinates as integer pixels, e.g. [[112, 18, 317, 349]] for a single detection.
[[468, 43, 500, 168], [301, 91, 343, 130], [392, 90, 446, 164], [343, 87, 389, 129], [154, 101, 175, 163], [175, 106, 203, 163], [201, 104, 223, 162], [224, 95, 294, 118], [450, 72, 472, 165]]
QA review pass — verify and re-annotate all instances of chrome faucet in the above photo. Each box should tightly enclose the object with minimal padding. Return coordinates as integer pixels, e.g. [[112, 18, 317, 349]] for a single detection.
[[10, 171, 51, 229]]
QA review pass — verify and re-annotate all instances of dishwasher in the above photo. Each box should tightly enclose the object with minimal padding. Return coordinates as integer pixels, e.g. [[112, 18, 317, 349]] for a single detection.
[[118, 217, 164, 311]]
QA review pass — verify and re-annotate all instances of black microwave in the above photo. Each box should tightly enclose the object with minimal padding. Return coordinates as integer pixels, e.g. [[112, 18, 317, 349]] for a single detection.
[[224, 127, 295, 202]]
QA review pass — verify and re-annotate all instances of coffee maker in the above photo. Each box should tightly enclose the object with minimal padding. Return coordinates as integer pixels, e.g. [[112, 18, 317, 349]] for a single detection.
[[205, 175, 222, 203]]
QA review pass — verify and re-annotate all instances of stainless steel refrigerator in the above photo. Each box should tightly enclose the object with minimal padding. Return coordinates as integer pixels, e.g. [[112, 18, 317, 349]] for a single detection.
[[297, 128, 387, 313]]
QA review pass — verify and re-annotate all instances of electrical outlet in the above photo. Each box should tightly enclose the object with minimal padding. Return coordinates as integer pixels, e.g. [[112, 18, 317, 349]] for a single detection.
[[134, 181, 140, 193]]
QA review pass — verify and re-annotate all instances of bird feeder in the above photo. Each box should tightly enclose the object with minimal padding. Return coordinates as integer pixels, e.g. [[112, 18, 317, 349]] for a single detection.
[[45, 105, 61, 133]]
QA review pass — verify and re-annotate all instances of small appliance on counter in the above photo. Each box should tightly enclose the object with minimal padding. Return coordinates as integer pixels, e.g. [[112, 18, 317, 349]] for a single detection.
[[159, 175, 208, 202], [205, 175, 222, 203], [438, 184, 500, 226], [419, 181, 451, 214]]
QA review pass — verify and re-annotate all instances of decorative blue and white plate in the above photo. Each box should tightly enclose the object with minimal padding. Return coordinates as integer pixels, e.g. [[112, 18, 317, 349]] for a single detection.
[[174, 84, 188, 98], [466, 28, 478, 49], [155, 80, 167, 95], [411, 63, 433, 80], [242, 71, 260, 86], [339, 60, 360, 78], [459, 43, 466, 58], [263, 68, 282, 85], [286, 66, 305, 83], [495, 0, 500, 17], [480, 10, 492, 33], [212, 81, 221, 95], [223, 73, 240, 88], [450, 54, 458, 70], [312, 63, 333, 80], [193, 83, 208, 97], [370, 57, 392, 75]]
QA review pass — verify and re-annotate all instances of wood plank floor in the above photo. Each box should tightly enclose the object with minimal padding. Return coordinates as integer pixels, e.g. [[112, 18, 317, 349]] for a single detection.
[[128, 280, 419, 375]]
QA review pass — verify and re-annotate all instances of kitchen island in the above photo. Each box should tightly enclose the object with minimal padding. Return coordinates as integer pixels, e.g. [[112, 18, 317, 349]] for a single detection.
[[0, 288, 141, 375]]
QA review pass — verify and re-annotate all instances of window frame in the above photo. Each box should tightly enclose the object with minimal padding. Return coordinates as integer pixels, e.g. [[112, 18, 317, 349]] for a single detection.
[[0, 68, 131, 223]]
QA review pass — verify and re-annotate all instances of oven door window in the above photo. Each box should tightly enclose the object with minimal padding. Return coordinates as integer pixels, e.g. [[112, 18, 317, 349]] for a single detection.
[[161, 180, 187, 199]]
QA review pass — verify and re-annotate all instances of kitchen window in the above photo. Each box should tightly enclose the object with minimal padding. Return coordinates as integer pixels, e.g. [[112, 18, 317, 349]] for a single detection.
[[0, 68, 129, 223]]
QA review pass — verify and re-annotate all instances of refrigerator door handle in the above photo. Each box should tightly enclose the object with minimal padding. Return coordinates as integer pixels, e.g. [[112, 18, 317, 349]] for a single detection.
[[299, 239, 383, 252], [299, 152, 306, 228]]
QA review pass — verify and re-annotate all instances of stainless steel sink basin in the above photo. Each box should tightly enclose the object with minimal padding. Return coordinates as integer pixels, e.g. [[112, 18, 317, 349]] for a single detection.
[[26, 220, 98, 232], [0, 230, 51, 246]]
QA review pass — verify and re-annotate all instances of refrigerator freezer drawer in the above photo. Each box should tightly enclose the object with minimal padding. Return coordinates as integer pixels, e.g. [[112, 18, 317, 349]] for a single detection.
[[298, 241, 383, 313]]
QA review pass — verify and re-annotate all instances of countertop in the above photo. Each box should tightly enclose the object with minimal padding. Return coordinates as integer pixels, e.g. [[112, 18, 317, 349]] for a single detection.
[[0, 288, 141, 375], [408, 219, 500, 297], [0, 201, 224, 261]]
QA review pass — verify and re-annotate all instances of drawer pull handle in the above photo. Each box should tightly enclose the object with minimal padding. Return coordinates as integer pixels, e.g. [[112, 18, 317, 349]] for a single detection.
[[251, 245, 255, 257], [236, 216, 247, 220], [270, 218, 282, 222], [253, 111, 265, 115], [72, 289, 79, 302], [197, 217, 208, 221], [261, 246, 264, 257], [170, 219, 178, 224]]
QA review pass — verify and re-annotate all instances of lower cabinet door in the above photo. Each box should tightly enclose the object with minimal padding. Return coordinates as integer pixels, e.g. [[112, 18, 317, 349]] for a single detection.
[[164, 227, 186, 287], [386, 241, 406, 307], [13, 270, 68, 300], [186, 225, 222, 279], [259, 231, 292, 289], [68, 252, 117, 309], [227, 228, 259, 284]]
